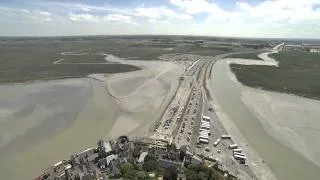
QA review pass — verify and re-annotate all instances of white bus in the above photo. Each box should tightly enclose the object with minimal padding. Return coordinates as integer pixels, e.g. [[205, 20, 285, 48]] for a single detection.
[[201, 123, 210, 127], [234, 153, 246, 157], [229, 144, 238, 149], [202, 115, 211, 121], [221, 135, 231, 139], [199, 133, 209, 137], [200, 126, 210, 130], [200, 128, 209, 131], [199, 130, 210, 134], [199, 133, 209, 138], [199, 129, 210, 133], [199, 135, 209, 139], [233, 149, 242, 153], [199, 137, 208, 141], [234, 154, 246, 160], [201, 121, 210, 124], [213, 138, 221, 147], [201, 124, 210, 128], [199, 138, 209, 144]]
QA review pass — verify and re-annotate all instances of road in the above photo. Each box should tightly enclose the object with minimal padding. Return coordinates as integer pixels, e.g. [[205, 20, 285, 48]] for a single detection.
[[152, 50, 265, 179]]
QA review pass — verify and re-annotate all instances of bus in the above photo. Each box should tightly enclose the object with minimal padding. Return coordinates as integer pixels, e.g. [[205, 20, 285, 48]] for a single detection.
[[200, 126, 210, 130], [201, 121, 210, 124], [199, 138, 209, 144], [199, 129, 210, 133], [233, 152, 246, 157], [221, 135, 231, 139], [229, 144, 238, 149], [199, 134, 209, 139], [201, 124, 210, 128], [233, 149, 242, 153], [213, 138, 221, 147], [200, 124, 210, 127], [199, 133, 209, 137], [234, 154, 246, 160], [202, 115, 211, 122]]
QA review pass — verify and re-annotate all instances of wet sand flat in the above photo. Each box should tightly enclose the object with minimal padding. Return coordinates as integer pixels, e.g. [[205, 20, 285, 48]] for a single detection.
[[104, 57, 184, 138], [0, 78, 119, 179], [0, 53, 184, 179], [242, 89, 320, 168]]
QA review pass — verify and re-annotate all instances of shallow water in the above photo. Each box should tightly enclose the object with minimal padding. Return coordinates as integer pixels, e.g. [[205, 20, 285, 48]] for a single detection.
[[0, 78, 118, 179], [211, 60, 320, 180]]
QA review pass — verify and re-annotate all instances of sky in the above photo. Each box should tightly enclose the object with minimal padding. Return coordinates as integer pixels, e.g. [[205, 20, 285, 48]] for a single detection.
[[0, 0, 320, 38]]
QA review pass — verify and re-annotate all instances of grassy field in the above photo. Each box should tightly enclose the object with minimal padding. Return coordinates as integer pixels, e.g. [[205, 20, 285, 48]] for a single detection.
[[59, 53, 106, 63], [0, 39, 140, 83], [226, 52, 263, 60], [0, 36, 267, 83], [230, 51, 320, 99]]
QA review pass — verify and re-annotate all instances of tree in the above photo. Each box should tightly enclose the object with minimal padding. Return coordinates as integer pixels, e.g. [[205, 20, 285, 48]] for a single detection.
[[163, 166, 178, 180], [184, 164, 230, 180], [143, 160, 158, 172], [136, 171, 148, 180], [179, 150, 186, 161], [184, 169, 197, 180], [143, 154, 158, 172], [122, 169, 137, 179], [144, 154, 157, 161], [121, 162, 134, 174]]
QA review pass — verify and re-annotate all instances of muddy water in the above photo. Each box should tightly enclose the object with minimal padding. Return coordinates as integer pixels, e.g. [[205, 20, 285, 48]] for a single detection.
[[0, 78, 118, 179], [211, 60, 320, 180]]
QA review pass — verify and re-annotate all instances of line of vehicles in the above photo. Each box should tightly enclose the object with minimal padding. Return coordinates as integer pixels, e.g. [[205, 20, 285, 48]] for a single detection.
[[229, 143, 246, 164], [198, 115, 211, 144]]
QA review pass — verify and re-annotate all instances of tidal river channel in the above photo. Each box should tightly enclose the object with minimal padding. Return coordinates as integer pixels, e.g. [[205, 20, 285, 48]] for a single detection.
[[211, 60, 320, 180]]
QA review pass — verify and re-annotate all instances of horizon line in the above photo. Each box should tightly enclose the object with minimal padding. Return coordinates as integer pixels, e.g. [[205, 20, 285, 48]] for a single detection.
[[1, 34, 320, 41]]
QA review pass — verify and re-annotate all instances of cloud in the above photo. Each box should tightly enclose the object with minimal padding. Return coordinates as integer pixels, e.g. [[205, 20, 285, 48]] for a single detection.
[[69, 13, 98, 22], [105, 14, 132, 22], [0, 0, 320, 38], [0, 6, 52, 22], [148, 18, 157, 23], [37, 1, 133, 15], [0, 6, 30, 13], [81, 7, 90, 12], [135, 6, 193, 20], [39, 11, 51, 17], [170, 0, 226, 16], [69, 13, 132, 23], [169, 0, 320, 24], [236, 0, 320, 23], [29, 11, 52, 21]]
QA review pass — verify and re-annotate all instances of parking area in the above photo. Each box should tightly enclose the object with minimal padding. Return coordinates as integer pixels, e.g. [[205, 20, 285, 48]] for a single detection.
[[174, 87, 202, 148], [153, 60, 204, 142]]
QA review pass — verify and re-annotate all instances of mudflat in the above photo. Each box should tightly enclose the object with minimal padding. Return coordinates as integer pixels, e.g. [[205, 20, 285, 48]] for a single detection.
[[0, 54, 184, 179], [0, 78, 118, 179]]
